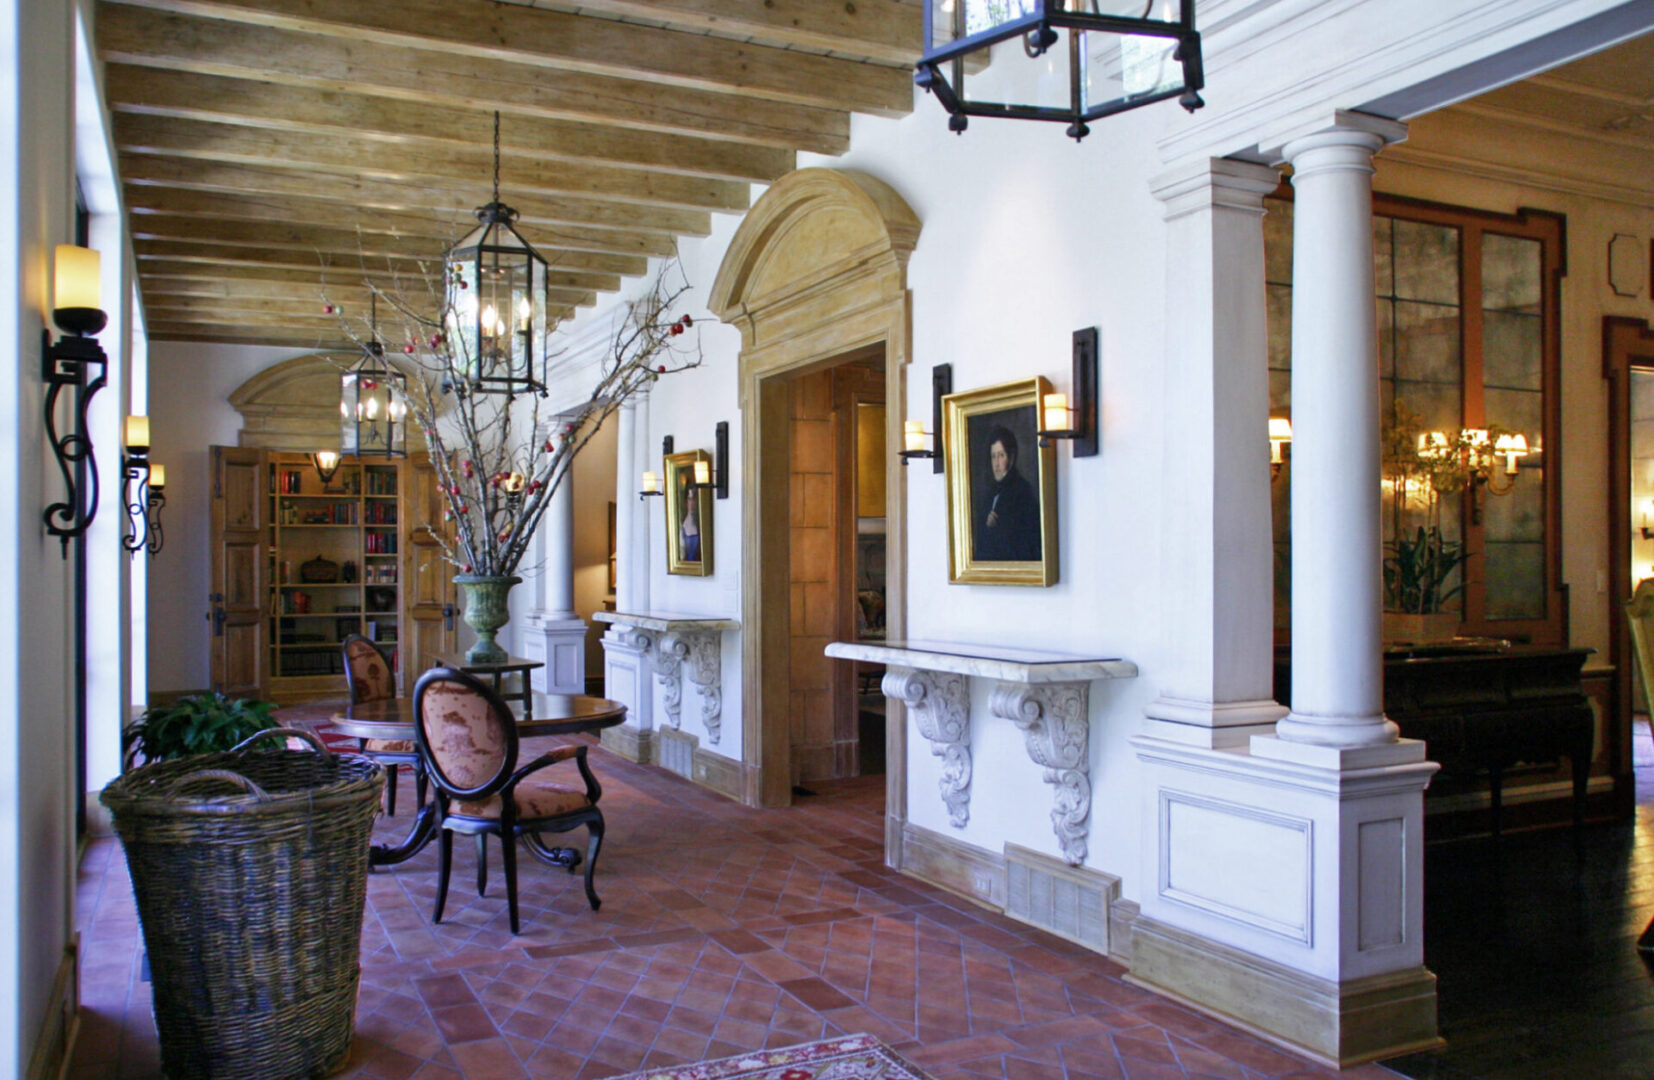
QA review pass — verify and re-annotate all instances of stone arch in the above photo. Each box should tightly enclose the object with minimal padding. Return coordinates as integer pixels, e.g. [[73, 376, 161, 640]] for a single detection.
[[709, 168, 920, 815], [228, 354, 351, 451]]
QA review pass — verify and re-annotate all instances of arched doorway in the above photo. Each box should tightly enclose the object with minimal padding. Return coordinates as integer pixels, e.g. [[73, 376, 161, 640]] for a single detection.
[[708, 169, 920, 852]]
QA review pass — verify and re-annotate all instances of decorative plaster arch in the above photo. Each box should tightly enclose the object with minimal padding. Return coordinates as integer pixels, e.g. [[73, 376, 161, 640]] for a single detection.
[[228, 354, 354, 451], [709, 168, 920, 828]]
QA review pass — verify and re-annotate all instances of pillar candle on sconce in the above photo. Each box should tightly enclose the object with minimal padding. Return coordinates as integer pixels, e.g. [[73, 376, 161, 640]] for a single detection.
[[121, 414, 165, 556]]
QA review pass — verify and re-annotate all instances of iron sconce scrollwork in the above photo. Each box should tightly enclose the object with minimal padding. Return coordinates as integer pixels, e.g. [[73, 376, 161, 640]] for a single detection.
[[121, 415, 166, 557], [43, 244, 109, 558]]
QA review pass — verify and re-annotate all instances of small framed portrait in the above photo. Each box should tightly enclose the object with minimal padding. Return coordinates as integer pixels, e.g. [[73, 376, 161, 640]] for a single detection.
[[664, 449, 713, 577], [944, 376, 1057, 586]]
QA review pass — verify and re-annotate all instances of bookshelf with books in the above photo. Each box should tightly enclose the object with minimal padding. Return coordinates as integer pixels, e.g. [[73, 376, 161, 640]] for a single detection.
[[266, 454, 405, 701]]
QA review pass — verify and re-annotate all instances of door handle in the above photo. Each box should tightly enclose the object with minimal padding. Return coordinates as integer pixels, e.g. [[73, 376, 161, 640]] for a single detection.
[[443, 604, 455, 631], [213, 606, 226, 637]]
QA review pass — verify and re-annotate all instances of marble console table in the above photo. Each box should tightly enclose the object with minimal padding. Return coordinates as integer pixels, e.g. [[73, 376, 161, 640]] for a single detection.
[[595, 611, 739, 743], [825, 639, 1137, 865]]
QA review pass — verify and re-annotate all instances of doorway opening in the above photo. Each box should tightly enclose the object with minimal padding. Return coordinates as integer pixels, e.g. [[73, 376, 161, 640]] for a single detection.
[[782, 348, 887, 792]]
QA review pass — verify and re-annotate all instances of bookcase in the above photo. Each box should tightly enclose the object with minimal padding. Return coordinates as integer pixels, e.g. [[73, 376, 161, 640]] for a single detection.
[[266, 454, 405, 700]]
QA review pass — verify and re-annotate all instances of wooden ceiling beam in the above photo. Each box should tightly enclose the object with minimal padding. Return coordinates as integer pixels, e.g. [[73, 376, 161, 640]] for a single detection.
[[130, 213, 676, 261], [96, 4, 851, 153], [122, 166, 705, 240], [539, 0, 924, 67], [104, 0, 912, 115], [144, 322, 359, 347], [145, 288, 598, 319], [114, 114, 748, 214], [135, 242, 649, 279], [103, 66, 794, 184], [140, 264, 620, 297]]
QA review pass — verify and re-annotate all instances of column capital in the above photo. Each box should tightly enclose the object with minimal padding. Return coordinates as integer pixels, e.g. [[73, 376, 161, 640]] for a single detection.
[[1150, 157, 1282, 220], [1278, 110, 1408, 173]]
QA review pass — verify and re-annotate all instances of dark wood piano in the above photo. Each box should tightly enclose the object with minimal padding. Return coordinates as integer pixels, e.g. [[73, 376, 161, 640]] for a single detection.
[[1275, 643, 1594, 836]]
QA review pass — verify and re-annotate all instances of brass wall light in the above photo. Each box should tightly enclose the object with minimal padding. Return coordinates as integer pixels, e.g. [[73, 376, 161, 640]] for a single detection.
[[311, 449, 342, 485], [43, 244, 109, 557], [1268, 417, 1292, 481]]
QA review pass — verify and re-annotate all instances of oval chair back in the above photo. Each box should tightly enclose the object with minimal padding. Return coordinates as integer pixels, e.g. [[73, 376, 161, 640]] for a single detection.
[[342, 634, 396, 705], [413, 666, 517, 805]]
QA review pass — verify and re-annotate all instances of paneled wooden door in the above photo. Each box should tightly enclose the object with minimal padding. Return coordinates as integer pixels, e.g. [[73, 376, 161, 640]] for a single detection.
[[403, 452, 457, 690], [210, 446, 267, 698]]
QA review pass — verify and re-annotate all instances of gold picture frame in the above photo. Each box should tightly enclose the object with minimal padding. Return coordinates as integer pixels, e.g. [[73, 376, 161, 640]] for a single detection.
[[944, 376, 1058, 586], [664, 449, 713, 576]]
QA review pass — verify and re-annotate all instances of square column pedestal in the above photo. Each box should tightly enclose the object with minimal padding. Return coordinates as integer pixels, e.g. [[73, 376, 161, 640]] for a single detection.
[[598, 623, 657, 764], [1128, 731, 1441, 1067], [525, 611, 588, 696]]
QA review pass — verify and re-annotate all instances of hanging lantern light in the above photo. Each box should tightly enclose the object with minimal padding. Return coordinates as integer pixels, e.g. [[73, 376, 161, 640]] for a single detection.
[[916, 0, 1204, 142], [341, 294, 408, 458], [444, 111, 549, 398]]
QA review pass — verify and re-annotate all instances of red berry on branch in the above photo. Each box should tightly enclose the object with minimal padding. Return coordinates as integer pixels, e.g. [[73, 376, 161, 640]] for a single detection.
[[657, 365, 666, 373], [669, 323, 683, 336], [681, 314, 693, 326], [464, 564, 473, 573], [404, 344, 415, 354], [323, 303, 335, 314]]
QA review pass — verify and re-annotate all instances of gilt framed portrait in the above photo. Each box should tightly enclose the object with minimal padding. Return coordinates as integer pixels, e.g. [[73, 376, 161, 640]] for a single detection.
[[664, 449, 713, 576], [944, 376, 1057, 586]]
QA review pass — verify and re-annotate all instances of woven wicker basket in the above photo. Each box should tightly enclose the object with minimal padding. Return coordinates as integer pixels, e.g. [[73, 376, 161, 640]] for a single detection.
[[100, 729, 382, 1080]]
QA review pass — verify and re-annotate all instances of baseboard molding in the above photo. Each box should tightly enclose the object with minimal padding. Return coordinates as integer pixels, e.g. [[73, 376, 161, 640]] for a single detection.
[[600, 722, 655, 765], [1109, 899, 1139, 967], [81, 794, 114, 838], [692, 744, 746, 802], [1126, 914, 1442, 1068], [27, 938, 78, 1080], [900, 822, 1006, 909]]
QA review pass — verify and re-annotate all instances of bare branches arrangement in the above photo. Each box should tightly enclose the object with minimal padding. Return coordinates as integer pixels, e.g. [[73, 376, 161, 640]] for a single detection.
[[327, 260, 702, 577]]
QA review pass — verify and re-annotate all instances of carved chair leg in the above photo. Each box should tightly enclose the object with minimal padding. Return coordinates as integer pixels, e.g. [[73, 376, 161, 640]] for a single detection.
[[502, 826, 521, 934], [476, 834, 489, 897], [384, 763, 399, 817], [415, 767, 428, 811], [434, 829, 453, 925], [583, 817, 604, 911]]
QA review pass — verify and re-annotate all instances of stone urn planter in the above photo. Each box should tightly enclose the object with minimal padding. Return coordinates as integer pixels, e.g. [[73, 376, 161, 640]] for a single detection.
[[454, 574, 521, 663]]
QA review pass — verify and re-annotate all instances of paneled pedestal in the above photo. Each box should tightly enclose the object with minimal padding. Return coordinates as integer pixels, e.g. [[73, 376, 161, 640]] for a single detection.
[[526, 611, 587, 696], [596, 610, 739, 777]]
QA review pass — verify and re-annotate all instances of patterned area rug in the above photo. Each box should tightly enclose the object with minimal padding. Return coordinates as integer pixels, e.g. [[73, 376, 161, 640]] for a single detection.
[[272, 701, 356, 752], [606, 1035, 936, 1080]]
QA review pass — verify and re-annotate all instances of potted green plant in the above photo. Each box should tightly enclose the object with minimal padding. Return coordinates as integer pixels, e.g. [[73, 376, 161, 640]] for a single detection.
[[1383, 526, 1470, 644], [123, 692, 279, 767]]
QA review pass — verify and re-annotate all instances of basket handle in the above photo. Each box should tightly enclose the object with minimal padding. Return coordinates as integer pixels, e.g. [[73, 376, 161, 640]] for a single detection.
[[162, 769, 271, 801], [228, 727, 327, 755]]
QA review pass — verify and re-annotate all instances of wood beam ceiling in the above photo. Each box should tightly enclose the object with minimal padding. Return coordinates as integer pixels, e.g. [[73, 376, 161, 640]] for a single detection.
[[97, 0, 919, 344]]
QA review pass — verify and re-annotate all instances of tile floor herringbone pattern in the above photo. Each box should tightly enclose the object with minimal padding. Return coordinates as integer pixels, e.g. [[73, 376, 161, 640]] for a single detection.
[[69, 733, 1404, 1080]]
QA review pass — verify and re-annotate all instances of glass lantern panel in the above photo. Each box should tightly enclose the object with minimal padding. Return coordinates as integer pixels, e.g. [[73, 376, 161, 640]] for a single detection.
[[1082, 29, 1182, 108], [957, 0, 1040, 38], [447, 248, 481, 383]]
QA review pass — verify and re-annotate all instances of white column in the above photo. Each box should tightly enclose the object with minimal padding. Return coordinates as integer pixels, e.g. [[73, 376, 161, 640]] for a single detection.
[[1143, 158, 1287, 748], [613, 396, 638, 613], [1264, 113, 1411, 760], [630, 388, 652, 613], [545, 470, 576, 618], [530, 466, 585, 695]]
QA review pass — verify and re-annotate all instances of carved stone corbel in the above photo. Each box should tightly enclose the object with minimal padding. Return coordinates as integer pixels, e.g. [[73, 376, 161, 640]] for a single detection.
[[652, 632, 687, 730], [989, 681, 1091, 865], [683, 632, 724, 744], [884, 667, 972, 828]]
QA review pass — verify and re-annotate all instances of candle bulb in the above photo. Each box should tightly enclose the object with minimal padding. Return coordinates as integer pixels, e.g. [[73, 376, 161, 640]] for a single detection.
[[904, 419, 927, 454], [1042, 393, 1069, 433], [1268, 417, 1292, 465], [641, 470, 660, 494], [125, 415, 150, 455], [694, 459, 711, 486], [517, 296, 532, 332], [149, 464, 166, 492], [481, 304, 498, 339], [54, 244, 101, 312], [503, 472, 525, 494]]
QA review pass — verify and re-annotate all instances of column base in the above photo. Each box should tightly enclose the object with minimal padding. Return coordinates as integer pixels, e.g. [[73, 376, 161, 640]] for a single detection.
[[600, 625, 654, 734], [1251, 732, 1426, 770], [1128, 915, 1442, 1068], [601, 721, 655, 764]]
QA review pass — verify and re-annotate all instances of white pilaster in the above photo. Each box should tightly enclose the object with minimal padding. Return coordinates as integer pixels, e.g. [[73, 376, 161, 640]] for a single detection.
[[1143, 157, 1288, 749], [1265, 113, 1411, 761], [630, 389, 652, 612]]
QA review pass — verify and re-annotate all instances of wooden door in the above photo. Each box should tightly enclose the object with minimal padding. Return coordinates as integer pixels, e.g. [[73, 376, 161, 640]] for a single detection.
[[404, 452, 457, 689], [210, 445, 267, 698]]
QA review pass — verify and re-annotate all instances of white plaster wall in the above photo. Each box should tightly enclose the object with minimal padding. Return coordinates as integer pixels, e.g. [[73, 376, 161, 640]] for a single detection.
[[146, 342, 310, 694], [572, 418, 617, 681]]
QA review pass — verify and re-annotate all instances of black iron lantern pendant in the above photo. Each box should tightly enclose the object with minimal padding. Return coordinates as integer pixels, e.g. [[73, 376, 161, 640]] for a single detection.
[[341, 294, 408, 458], [444, 112, 550, 398], [916, 0, 1204, 141]]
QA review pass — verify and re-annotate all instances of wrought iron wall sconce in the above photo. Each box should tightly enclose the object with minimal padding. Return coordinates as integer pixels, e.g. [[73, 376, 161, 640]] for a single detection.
[[43, 244, 109, 557], [311, 449, 342, 485], [1036, 329, 1099, 455], [684, 422, 729, 499], [121, 415, 165, 556], [898, 363, 951, 472], [640, 435, 673, 499], [1268, 417, 1292, 481]]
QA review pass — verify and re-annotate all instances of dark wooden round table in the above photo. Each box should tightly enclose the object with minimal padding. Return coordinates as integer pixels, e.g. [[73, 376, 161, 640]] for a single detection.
[[333, 694, 626, 867]]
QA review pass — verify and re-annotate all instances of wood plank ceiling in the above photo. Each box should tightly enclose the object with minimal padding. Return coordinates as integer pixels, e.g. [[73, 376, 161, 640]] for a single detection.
[[97, 0, 923, 348]]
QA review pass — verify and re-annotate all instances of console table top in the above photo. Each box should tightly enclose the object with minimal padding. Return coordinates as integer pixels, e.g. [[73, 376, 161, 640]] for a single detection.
[[826, 639, 1137, 684], [595, 610, 740, 633]]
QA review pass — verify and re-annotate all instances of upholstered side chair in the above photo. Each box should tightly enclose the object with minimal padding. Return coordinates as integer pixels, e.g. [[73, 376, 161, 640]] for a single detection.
[[413, 667, 605, 934], [342, 633, 423, 815]]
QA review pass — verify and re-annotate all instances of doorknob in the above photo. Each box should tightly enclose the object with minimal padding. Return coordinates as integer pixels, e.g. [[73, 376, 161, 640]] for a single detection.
[[443, 604, 455, 631]]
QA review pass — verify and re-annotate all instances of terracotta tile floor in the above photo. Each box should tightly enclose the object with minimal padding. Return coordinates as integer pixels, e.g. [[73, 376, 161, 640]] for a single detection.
[[68, 730, 1404, 1080]]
